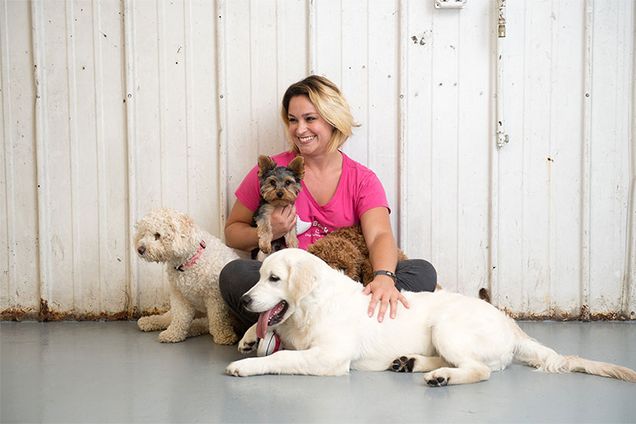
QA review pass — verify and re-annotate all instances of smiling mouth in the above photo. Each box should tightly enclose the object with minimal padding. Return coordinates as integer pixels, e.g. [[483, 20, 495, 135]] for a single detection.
[[256, 300, 289, 338], [298, 135, 316, 143]]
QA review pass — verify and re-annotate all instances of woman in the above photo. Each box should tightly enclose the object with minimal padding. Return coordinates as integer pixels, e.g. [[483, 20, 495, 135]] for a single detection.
[[220, 75, 436, 340]]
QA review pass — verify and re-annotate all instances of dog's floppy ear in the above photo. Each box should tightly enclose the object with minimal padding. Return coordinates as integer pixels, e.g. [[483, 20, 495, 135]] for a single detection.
[[287, 156, 305, 181], [288, 259, 317, 302], [176, 213, 194, 236], [257, 155, 277, 177], [166, 211, 194, 242]]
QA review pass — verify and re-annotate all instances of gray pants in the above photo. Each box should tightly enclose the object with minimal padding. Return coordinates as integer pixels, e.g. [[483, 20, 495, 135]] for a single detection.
[[219, 257, 437, 336]]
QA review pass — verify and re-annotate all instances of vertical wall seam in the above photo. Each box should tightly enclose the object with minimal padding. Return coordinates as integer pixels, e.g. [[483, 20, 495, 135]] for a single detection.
[[0, 0, 16, 309], [337, 0, 342, 86], [581, 0, 593, 317], [621, 1, 635, 317], [158, 0, 166, 207], [365, 3, 370, 164], [275, 0, 280, 148], [250, 1, 258, 153], [547, 0, 557, 315], [215, 0, 228, 234], [184, 0, 192, 214], [520, 0, 528, 311], [455, 10, 461, 287], [65, 0, 79, 314], [31, 0, 51, 314], [93, 0, 107, 315], [489, 0, 501, 305], [307, 0, 316, 75], [397, 0, 407, 249], [429, 11, 435, 260], [124, 0, 139, 315]]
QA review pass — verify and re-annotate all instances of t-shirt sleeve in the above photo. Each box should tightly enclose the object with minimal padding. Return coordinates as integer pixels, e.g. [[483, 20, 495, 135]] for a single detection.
[[234, 165, 261, 212], [356, 171, 390, 216]]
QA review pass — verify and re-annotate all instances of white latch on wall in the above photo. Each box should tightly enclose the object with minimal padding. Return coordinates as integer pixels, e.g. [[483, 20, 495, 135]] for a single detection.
[[434, 0, 467, 9]]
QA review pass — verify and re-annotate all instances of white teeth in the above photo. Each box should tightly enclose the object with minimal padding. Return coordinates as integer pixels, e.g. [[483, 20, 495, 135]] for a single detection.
[[298, 136, 315, 142]]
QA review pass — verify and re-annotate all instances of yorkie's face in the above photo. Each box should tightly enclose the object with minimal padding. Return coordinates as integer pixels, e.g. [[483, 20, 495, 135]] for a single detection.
[[258, 155, 304, 207]]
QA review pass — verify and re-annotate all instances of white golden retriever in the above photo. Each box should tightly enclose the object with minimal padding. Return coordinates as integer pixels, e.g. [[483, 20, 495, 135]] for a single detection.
[[226, 249, 636, 386]]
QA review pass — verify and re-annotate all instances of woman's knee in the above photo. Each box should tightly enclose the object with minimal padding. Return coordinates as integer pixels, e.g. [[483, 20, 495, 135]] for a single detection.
[[415, 259, 437, 286], [395, 259, 437, 292], [219, 259, 261, 301], [219, 259, 244, 299]]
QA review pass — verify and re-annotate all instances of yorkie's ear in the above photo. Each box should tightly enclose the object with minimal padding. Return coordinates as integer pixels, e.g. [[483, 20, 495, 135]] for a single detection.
[[257, 155, 277, 177], [287, 156, 305, 180]]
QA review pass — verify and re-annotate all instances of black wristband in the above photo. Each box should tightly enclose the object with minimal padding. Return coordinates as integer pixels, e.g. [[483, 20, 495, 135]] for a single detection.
[[373, 270, 397, 282]]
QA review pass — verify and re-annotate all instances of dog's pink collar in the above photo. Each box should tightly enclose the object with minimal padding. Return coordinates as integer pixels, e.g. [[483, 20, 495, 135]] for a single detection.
[[175, 240, 206, 272]]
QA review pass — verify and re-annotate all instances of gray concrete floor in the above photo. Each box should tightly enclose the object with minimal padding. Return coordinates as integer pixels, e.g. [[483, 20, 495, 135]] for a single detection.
[[1, 321, 635, 424]]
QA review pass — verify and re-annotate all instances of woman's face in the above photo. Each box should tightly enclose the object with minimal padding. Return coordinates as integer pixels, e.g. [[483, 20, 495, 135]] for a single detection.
[[287, 95, 334, 156]]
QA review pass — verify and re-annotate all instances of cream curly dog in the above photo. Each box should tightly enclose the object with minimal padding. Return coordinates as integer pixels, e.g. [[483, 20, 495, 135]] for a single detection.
[[134, 208, 239, 344]]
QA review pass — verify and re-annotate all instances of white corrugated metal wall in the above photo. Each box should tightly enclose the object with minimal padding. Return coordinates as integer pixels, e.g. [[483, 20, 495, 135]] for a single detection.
[[1, 0, 634, 320]]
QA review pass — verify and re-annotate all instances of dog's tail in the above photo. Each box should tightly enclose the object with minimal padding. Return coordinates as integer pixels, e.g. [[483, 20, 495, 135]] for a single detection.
[[511, 321, 636, 382]]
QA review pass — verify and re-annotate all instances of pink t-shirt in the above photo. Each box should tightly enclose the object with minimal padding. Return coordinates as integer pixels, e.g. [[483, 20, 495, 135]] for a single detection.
[[235, 151, 390, 250]]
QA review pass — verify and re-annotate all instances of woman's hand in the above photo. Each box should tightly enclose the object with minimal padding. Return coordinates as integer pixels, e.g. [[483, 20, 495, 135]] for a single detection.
[[270, 205, 297, 239], [363, 275, 409, 322]]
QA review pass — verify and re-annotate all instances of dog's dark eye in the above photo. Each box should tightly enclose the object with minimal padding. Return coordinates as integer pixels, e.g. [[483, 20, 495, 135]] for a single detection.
[[154, 233, 161, 240], [269, 274, 280, 282], [270, 180, 277, 187], [285, 180, 292, 186]]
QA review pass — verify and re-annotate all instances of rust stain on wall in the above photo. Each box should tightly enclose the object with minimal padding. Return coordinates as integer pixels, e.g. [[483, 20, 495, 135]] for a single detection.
[[0, 299, 167, 322], [502, 307, 632, 321], [474, 288, 634, 320], [2, 299, 633, 322]]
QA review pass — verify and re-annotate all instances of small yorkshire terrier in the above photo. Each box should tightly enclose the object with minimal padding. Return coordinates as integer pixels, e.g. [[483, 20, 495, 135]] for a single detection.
[[254, 155, 304, 255]]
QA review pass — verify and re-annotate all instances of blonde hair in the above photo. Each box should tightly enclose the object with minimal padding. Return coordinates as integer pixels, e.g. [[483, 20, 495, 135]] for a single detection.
[[281, 75, 359, 153]]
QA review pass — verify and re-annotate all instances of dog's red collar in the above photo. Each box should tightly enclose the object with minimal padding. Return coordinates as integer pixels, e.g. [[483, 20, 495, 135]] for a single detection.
[[175, 240, 206, 272]]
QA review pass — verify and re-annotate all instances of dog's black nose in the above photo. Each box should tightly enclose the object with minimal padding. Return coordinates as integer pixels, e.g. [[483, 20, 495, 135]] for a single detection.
[[240, 294, 252, 310], [276, 191, 283, 198], [137, 246, 146, 255]]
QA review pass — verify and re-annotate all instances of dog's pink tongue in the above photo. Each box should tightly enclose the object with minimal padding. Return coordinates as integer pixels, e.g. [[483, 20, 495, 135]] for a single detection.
[[256, 309, 273, 339]]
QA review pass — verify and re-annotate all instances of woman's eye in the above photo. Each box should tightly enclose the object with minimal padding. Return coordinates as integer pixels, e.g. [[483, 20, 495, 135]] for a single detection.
[[306, 116, 316, 122], [288, 117, 297, 123], [154, 233, 161, 240]]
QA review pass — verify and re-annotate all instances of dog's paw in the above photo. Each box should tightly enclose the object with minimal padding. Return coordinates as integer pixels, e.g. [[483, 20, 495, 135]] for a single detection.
[[258, 240, 272, 254], [213, 330, 239, 346], [225, 362, 246, 377], [226, 359, 258, 377], [286, 234, 298, 248], [238, 339, 258, 354], [424, 371, 449, 387], [158, 329, 187, 343], [237, 332, 258, 353], [137, 316, 166, 332], [237, 324, 259, 353], [137, 316, 155, 331], [391, 356, 415, 373]]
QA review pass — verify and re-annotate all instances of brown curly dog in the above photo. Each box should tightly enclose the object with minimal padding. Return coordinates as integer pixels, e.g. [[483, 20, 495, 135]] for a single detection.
[[307, 225, 408, 286]]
